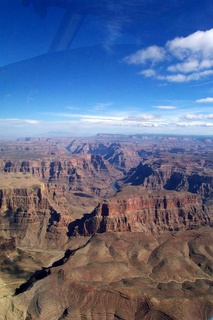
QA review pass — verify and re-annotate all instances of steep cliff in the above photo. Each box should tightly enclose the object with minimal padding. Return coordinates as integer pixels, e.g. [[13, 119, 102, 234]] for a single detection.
[[70, 187, 212, 236], [0, 173, 72, 248], [122, 162, 213, 199]]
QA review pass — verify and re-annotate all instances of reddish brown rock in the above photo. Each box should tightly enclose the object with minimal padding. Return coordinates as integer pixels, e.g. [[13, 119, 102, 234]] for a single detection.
[[72, 187, 213, 236], [0, 174, 72, 248]]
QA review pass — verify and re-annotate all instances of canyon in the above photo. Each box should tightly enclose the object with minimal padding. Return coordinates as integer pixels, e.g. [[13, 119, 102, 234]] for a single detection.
[[0, 134, 212, 319]]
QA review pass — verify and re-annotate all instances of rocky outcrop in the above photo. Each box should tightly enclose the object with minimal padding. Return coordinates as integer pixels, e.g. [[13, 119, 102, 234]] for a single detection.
[[70, 188, 212, 235], [0, 175, 73, 248]]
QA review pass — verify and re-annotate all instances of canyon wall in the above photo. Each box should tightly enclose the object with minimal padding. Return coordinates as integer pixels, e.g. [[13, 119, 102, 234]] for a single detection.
[[71, 188, 212, 236], [0, 176, 73, 248]]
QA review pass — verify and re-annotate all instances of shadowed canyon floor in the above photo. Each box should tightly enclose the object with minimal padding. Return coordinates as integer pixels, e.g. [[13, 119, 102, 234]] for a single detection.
[[0, 134, 212, 319]]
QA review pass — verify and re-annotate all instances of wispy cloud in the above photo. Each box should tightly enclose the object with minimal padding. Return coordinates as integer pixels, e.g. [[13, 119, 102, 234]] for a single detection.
[[124, 28, 213, 83], [46, 112, 124, 121], [65, 106, 80, 110], [44, 111, 163, 127], [66, 102, 112, 113], [157, 70, 213, 83], [92, 102, 113, 111], [124, 114, 159, 121], [176, 121, 213, 127], [1, 113, 213, 138], [44, 110, 213, 129], [0, 118, 40, 125], [196, 97, 213, 103], [103, 2, 129, 52], [154, 106, 177, 110], [182, 113, 213, 120]]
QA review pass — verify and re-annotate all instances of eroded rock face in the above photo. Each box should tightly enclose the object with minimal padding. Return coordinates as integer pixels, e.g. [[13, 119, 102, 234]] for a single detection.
[[7, 229, 213, 320], [70, 188, 212, 235], [122, 162, 213, 199], [1, 154, 122, 198], [0, 176, 72, 248]]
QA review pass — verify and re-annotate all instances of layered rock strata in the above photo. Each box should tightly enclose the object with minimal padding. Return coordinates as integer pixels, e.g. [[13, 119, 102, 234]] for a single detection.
[[122, 162, 213, 199], [1, 154, 122, 198], [0, 174, 72, 248], [70, 188, 212, 236]]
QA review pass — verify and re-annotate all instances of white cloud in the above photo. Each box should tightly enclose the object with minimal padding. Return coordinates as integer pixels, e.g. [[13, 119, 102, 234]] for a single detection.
[[200, 59, 213, 69], [176, 121, 213, 127], [124, 45, 165, 65], [46, 111, 164, 128], [167, 59, 199, 73], [124, 28, 213, 83], [168, 59, 213, 74], [140, 69, 156, 77], [0, 118, 40, 125], [43, 110, 213, 134], [81, 118, 120, 123], [157, 74, 187, 83], [167, 29, 213, 59], [158, 70, 213, 83], [154, 106, 177, 110], [183, 113, 213, 120], [25, 119, 40, 124], [124, 114, 159, 121], [65, 106, 80, 110], [2, 113, 213, 139], [196, 97, 213, 103]]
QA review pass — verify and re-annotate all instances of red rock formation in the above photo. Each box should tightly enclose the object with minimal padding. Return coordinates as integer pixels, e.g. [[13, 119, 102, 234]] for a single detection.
[[0, 177, 73, 248], [73, 188, 212, 235]]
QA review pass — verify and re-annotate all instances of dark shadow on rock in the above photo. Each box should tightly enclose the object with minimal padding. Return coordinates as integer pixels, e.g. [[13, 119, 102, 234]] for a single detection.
[[124, 163, 154, 186], [67, 210, 97, 237], [15, 236, 93, 295], [164, 172, 185, 191], [15, 267, 51, 295]]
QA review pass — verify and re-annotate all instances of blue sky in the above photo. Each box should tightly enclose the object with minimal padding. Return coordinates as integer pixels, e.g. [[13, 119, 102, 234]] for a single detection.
[[0, 0, 213, 138]]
